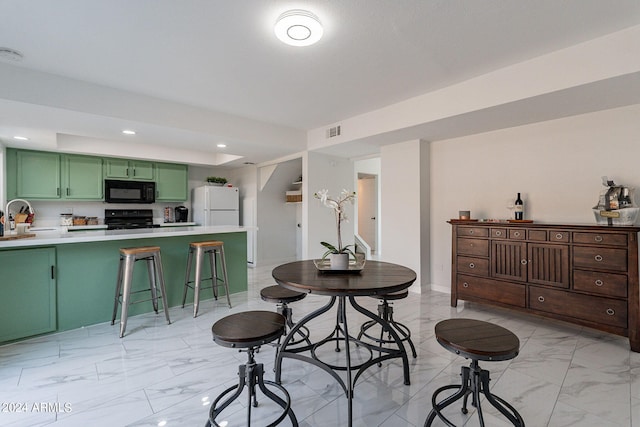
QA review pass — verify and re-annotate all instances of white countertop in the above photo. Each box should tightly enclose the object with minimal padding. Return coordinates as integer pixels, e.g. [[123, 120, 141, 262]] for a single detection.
[[0, 225, 248, 249]]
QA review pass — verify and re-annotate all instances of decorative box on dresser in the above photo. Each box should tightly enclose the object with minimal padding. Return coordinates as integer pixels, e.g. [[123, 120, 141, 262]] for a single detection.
[[449, 221, 640, 352]]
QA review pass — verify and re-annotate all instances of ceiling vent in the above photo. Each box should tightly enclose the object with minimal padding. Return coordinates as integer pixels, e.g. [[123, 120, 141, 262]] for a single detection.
[[326, 125, 341, 139]]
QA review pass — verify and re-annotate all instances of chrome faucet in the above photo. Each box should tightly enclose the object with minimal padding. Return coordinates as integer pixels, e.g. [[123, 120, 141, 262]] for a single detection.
[[4, 199, 34, 234]]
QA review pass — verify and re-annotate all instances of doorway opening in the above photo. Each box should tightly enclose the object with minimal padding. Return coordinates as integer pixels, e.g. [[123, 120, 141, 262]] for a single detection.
[[357, 173, 378, 256]]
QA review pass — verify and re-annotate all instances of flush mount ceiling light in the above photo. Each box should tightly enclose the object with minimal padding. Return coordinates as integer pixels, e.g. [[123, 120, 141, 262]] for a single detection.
[[0, 47, 24, 62], [13, 136, 29, 141], [217, 143, 227, 148], [274, 10, 323, 47], [122, 130, 136, 135]]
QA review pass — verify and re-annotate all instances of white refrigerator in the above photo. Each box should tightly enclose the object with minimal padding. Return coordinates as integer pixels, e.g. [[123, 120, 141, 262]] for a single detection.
[[192, 186, 239, 226]]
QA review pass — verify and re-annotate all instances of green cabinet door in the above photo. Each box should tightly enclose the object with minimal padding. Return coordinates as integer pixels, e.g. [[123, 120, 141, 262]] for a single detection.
[[63, 155, 104, 199], [16, 150, 61, 198], [130, 160, 154, 180], [155, 163, 188, 201], [0, 247, 57, 342], [104, 158, 154, 180]]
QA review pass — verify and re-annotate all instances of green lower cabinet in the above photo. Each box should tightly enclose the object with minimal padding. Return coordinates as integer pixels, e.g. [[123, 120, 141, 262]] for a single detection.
[[0, 247, 56, 342]]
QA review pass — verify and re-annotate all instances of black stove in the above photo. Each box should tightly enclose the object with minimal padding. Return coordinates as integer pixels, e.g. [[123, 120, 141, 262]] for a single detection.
[[104, 209, 159, 230]]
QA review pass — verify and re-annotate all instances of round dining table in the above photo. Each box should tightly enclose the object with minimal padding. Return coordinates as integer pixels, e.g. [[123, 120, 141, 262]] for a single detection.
[[272, 259, 417, 426]]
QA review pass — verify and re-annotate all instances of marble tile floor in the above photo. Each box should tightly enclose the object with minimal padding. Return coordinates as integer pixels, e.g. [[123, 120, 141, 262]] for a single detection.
[[1, 261, 640, 426]]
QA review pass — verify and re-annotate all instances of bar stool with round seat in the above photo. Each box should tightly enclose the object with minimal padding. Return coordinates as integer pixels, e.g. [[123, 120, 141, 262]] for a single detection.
[[182, 240, 231, 317], [260, 285, 311, 356], [357, 290, 418, 362], [424, 318, 525, 427], [111, 246, 171, 338], [207, 311, 298, 427]]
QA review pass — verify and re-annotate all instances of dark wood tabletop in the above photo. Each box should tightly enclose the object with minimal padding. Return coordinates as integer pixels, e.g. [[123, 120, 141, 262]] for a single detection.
[[272, 260, 417, 297]]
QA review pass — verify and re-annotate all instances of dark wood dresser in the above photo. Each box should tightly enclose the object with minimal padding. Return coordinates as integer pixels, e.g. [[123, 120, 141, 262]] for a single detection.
[[449, 221, 640, 351]]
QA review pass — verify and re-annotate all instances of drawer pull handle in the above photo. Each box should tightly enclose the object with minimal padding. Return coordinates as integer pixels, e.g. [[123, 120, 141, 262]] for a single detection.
[[463, 282, 469, 288], [520, 259, 528, 265], [595, 255, 603, 262], [514, 231, 521, 237], [496, 231, 502, 236], [606, 308, 615, 316], [555, 233, 563, 240], [595, 279, 604, 286], [538, 296, 545, 303], [594, 235, 603, 242], [469, 230, 474, 234], [469, 263, 475, 269]]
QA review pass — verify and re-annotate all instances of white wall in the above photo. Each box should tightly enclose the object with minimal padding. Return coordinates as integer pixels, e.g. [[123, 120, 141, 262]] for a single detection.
[[380, 140, 430, 291], [430, 104, 640, 292], [256, 158, 301, 264]]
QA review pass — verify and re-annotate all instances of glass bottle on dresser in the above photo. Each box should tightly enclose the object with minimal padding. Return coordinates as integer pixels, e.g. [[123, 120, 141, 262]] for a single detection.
[[514, 193, 524, 220]]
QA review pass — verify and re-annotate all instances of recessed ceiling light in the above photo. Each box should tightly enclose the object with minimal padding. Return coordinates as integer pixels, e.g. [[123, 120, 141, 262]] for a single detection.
[[274, 10, 323, 47], [13, 136, 29, 141], [122, 130, 136, 135], [217, 143, 227, 148]]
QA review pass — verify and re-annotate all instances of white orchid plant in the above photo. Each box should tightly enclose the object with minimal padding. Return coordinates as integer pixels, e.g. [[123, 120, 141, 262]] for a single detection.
[[314, 189, 357, 259]]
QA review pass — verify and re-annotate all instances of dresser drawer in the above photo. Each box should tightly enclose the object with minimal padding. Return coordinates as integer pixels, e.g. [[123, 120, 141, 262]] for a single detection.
[[573, 269, 627, 298], [457, 274, 525, 307], [529, 286, 627, 328], [527, 229, 547, 241], [491, 228, 508, 239], [508, 229, 526, 240], [457, 256, 489, 276], [457, 227, 488, 238], [573, 247, 627, 272], [573, 232, 627, 247], [548, 230, 570, 243], [457, 238, 489, 257]]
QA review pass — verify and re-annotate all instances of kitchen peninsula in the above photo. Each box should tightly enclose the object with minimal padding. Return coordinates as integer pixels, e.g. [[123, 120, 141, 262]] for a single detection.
[[0, 226, 248, 342]]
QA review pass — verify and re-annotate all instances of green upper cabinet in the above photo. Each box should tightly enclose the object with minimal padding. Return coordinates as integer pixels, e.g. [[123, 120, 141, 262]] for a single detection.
[[15, 150, 62, 199], [155, 162, 188, 201], [105, 158, 154, 180], [63, 155, 104, 200]]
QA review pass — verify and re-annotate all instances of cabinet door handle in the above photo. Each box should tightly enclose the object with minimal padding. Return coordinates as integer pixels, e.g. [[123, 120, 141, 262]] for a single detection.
[[469, 230, 474, 235], [463, 282, 469, 288], [514, 231, 521, 237], [51, 266, 55, 280], [606, 308, 615, 316], [538, 296, 545, 303], [555, 233, 563, 240], [521, 259, 528, 265], [66, 187, 70, 196], [595, 279, 604, 286], [468, 263, 475, 269], [595, 255, 603, 262], [57, 187, 61, 196], [133, 168, 136, 177], [495, 231, 502, 236], [594, 235, 603, 242]]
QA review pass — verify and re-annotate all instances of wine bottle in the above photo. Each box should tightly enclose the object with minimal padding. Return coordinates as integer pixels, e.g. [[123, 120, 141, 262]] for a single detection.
[[514, 193, 524, 220]]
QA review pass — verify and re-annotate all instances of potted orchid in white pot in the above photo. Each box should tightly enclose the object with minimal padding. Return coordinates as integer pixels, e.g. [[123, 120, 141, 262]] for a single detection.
[[314, 189, 357, 270]]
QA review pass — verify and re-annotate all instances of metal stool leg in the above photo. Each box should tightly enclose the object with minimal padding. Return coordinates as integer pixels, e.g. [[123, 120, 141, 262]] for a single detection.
[[118, 255, 135, 338], [153, 251, 171, 325], [218, 245, 232, 308], [111, 255, 124, 325], [181, 246, 194, 308], [146, 256, 159, 313], [193, 246, 204, 317]]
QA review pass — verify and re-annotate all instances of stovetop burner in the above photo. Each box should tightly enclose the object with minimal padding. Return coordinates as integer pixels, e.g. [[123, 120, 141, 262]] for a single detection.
[[104, 209, 159, 230]]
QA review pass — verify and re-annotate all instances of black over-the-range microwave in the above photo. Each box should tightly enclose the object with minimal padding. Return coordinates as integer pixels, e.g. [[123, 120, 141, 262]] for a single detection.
[[104, 179, 156, 204]]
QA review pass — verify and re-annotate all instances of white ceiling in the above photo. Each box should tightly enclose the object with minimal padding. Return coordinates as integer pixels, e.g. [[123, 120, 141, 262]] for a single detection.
[[0, 0, 639, 166]]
